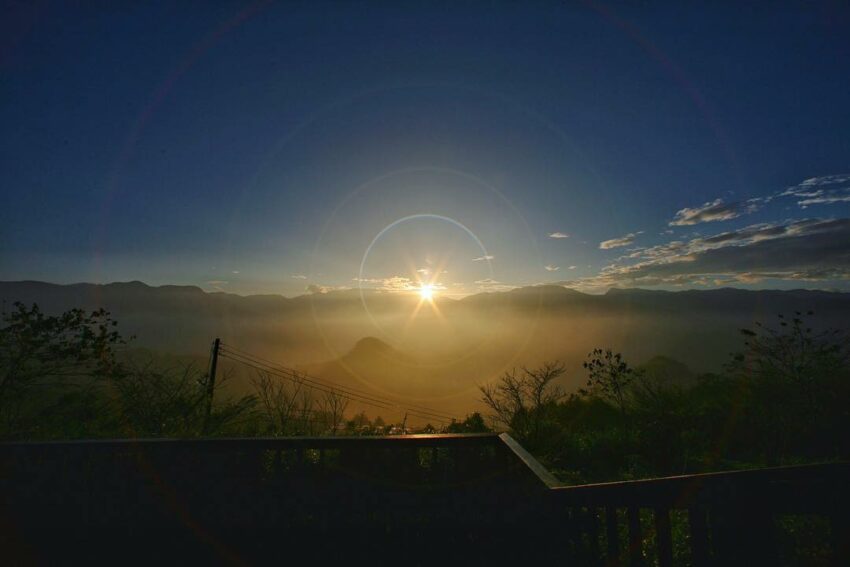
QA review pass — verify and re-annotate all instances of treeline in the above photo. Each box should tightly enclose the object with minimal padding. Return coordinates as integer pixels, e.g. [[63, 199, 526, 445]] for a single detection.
[[3, 302, 848, 485], [481, 312, 850, 483], [0, 302, 486, 440]]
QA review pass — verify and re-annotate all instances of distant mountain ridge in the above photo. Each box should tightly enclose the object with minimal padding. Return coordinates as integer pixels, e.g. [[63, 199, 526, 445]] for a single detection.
[[2, 279, 849, 374]]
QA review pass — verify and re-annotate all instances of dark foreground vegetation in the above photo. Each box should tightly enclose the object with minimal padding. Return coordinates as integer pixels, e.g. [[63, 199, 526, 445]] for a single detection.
[[480, 309, 850, 484], [1, 301, 848, 476], [2, 302, 849, 565]]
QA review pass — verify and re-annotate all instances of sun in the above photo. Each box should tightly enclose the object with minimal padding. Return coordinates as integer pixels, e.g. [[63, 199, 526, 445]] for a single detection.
[[418, 284, 435, 301]]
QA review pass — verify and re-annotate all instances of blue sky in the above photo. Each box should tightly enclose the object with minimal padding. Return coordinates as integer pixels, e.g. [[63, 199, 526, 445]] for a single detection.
[[2, 2, 849, 295]]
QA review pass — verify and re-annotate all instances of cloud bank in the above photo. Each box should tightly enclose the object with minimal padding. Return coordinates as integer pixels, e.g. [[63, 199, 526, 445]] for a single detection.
[[669, 198, 760, 226], [568, 218, 850, 289], [600, 232, 642, 250]]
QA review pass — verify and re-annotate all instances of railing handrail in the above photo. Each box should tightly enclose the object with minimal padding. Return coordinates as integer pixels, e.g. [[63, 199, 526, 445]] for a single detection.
[[551, 460, 850, 511], [0, 432, 501, 450]]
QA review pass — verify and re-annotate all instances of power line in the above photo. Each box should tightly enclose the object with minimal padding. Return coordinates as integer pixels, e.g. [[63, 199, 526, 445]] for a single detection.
[[216, 344, 459, 424], [219, 343, 459, 421], [221, 351, 451, 425], [219, 343, 460, 421]]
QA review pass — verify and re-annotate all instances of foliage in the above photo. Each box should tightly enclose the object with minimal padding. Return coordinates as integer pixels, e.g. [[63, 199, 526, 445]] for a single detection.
[[108, 358, 255, 438], [445, 412, 490, 433], [0, 302, 125, 437], [0, 303, 255, 439], [726, 311, 850, 463], [3, 301, 848, 484], [484, 311, 850, 483], [581, 348, 641, 415], [479, 362, 565, 450]]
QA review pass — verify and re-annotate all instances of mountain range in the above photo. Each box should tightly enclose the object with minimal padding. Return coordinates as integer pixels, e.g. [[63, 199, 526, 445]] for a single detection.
[[3, 280, 849, 418]]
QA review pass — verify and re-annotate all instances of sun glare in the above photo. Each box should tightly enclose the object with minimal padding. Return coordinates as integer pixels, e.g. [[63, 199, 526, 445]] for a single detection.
[[419, 284, 434, 301]]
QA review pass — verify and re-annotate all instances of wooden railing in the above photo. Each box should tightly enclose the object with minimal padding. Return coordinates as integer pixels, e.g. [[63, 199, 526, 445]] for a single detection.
[[550, 462, 850, 566], [1, 435, 847, 565], [0, 434, 553, 564]]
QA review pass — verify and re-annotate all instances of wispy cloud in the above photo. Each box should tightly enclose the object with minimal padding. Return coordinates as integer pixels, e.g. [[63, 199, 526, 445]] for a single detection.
[[352, 275, 446, 293], [306, 283, 351, 294], [669, 198, 760, 226], [780, 174, 850, 208], [600, 231, 642, 250], [353, 275, 416, 291], [568, 218, 850, 289], [548, 231, 569, 239], [474, 278, 516, 292], [205, 280, 228, 291], [568, 265, 576, 270], [291, 274, 307, 280], [544, 264, 560, 271], [472, 255, 495, 262]]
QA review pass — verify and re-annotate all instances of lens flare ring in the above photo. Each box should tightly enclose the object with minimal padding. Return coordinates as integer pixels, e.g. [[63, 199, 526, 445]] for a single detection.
[[356, 213, 494, 336]]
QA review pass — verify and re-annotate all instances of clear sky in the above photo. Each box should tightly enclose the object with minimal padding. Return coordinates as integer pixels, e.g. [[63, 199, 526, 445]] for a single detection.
[[2, 2, 849, 296]]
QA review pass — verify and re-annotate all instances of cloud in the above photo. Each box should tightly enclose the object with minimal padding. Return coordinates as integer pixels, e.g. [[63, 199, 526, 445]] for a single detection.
[[779, 175, 850, 208], [544, 264, 560, 272], [575, 218, 850, 288], [353, 275, 416, 291], [669, 198, 760, 226], [798, 194, 850, 206], [416, 268, 430, 275], [474, 278, 516, 292], [291, 274, 307, 280], [306, 283, 350, 294], [599, 231, 643, 249], [352, 275, 448, 293], [232, 270, 240, 274], [548, 232, 569, 239], [568, 265, 577, 270], [205, 280, 228, 291], [472, 255, 495, 262]]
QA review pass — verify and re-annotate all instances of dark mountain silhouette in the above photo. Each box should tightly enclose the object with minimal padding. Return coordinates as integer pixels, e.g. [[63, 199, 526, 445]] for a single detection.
[[638, 356, 697, 387], [3, 280, 849, 412]]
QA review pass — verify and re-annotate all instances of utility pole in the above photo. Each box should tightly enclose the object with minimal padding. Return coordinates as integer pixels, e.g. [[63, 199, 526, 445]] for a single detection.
[[203, 338, 220, 435]]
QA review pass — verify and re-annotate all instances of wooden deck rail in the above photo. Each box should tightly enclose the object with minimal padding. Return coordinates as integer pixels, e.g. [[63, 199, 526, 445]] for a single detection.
[[0, 434, 554, 564], [549, 462, 850, 566], [1, 435, 847, 565]]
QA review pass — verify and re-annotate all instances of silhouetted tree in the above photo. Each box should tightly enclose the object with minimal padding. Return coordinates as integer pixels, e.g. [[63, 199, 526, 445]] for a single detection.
[[251, 369, 313, 436], [321, 388, 349, 435], [479, 362, 565, 448], [728, 311, 850, 462], [581, 348, 641, 415], [0, 302, 126, 438], [446, 412, 490, 433], [109, 358, 255, 437]]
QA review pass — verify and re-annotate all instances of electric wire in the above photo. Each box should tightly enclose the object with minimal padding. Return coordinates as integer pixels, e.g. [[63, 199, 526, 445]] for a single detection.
[[220, 342, 460, 421], [216, 344, 460, 424]]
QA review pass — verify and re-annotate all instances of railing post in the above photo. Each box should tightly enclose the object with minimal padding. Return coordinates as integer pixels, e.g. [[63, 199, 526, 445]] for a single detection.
[[606, 506, 621, 566], [654, 507, 673, 567]]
